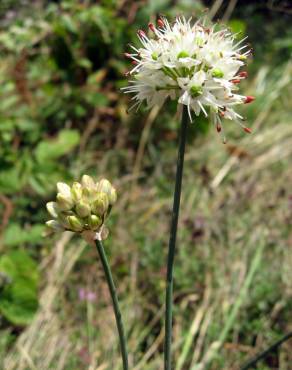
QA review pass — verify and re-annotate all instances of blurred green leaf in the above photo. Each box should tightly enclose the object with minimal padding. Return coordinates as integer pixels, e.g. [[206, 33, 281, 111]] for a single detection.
[[3, 224, 45, 247], [228, 19, 247, 37], [35, 129, 80, 163], [0, 250, 39, 326]]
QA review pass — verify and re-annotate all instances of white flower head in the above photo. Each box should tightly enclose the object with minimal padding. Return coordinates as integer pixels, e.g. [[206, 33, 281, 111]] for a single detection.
[[122, 16, 255, 141]]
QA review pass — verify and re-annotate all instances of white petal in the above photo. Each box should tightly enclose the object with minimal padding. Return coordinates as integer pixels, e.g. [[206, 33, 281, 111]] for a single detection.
[[57, 182, 71, 197]]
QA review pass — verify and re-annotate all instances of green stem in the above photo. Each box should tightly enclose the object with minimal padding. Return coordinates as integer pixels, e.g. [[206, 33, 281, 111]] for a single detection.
[[164, 105, 189, 370], [95, 239, 129, 370]]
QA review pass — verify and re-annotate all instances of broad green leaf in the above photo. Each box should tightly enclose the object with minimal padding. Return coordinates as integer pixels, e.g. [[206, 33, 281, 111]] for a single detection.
[[35, 129, 80, 163], [0, 251, 39, 326], [3, 224, 45, 247], [228, 19, 247, 38]]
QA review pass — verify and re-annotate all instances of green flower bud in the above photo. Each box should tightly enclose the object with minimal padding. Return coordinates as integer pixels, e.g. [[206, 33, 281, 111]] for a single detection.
[[67, 215, 84, 232], [46, 220, 63, 231], [82, 186, 96, 201], [56, 193, 74, 211], [92, 192, 109, 216], [97, 179, 112, 194], [88, 215, 102, 231], [212, 68, 224, 78], [57, 213, 71, 229], [76, 201, 91, 218], [71, 182, 82, 202], [57, 182, 71, 197], [46, 202, 59, 218], [109, 188, 117, 205], [81, 175, 96, 189]]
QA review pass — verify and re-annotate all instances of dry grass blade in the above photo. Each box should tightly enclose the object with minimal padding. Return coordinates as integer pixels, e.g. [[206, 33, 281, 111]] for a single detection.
[[4, 233, 86, 370]]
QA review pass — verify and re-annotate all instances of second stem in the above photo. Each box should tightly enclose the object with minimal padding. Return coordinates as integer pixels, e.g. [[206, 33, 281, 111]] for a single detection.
[[95, 239, 129, 370], [164, 105, 189, 370]]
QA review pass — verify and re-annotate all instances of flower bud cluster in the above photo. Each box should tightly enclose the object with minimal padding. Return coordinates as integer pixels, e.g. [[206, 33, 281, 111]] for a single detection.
[[46, 175, 117, 237]]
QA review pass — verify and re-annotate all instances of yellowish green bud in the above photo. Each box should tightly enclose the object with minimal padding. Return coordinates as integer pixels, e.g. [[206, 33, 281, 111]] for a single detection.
[[88, 215, 102, 231], [109, 188, 117, 205], [67, 215, 84, 232], [71, 182, 82, 202], [81, 175, 95, 189], [92, 192, 109, 216], [76, 201, 91, 218], [56, 193, 74, 211], [46, 202, 59, 218], [57, 182, 71, 197], [82, 186, 96, 201], [46, 220, 63, 231], [97, 179, 112, 194], [58, 213, 71, 229]]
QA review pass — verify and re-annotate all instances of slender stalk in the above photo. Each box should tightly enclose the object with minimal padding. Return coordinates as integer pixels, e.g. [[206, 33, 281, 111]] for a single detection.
[[95, 239, 129, 370], [164, 105, 189, 370]]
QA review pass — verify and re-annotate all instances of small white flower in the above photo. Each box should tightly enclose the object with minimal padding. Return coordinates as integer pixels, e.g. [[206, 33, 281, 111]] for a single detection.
[[122, 17, 255, 141]]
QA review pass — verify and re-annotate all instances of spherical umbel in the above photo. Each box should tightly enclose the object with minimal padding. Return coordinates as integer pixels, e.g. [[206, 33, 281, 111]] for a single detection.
[[122, 16, 255, 141]]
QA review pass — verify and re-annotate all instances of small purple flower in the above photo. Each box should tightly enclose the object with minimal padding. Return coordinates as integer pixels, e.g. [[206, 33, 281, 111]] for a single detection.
[[78, 288, 96, 302]]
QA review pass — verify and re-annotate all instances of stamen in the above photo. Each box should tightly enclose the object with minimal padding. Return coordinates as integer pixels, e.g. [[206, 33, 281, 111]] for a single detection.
[[137, 30, 146, 38], [238, 71, 248, 78], [157, 19, 164, 28], [231, 79, 241, 84], [148, 23, 155, 32], [244, 127, 252, 133], [244, 96, 255, 104]]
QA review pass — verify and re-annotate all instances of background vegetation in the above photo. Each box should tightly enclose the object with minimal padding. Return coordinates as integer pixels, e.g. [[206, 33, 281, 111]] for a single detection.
[[0, 0, 291, 369]]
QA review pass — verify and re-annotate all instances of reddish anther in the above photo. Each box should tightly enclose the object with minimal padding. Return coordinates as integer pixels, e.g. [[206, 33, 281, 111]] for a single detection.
[[231, 79, 241, 84], [238, 71, 248, 78], [148, 23, 155, 32], [157, 19, 164, 28], [137, 29, 146, 38], [244, 96, 255, 104], [216, 123, 222, 132], [131, 60, 138, 65], [244, 127, 252, 133]]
